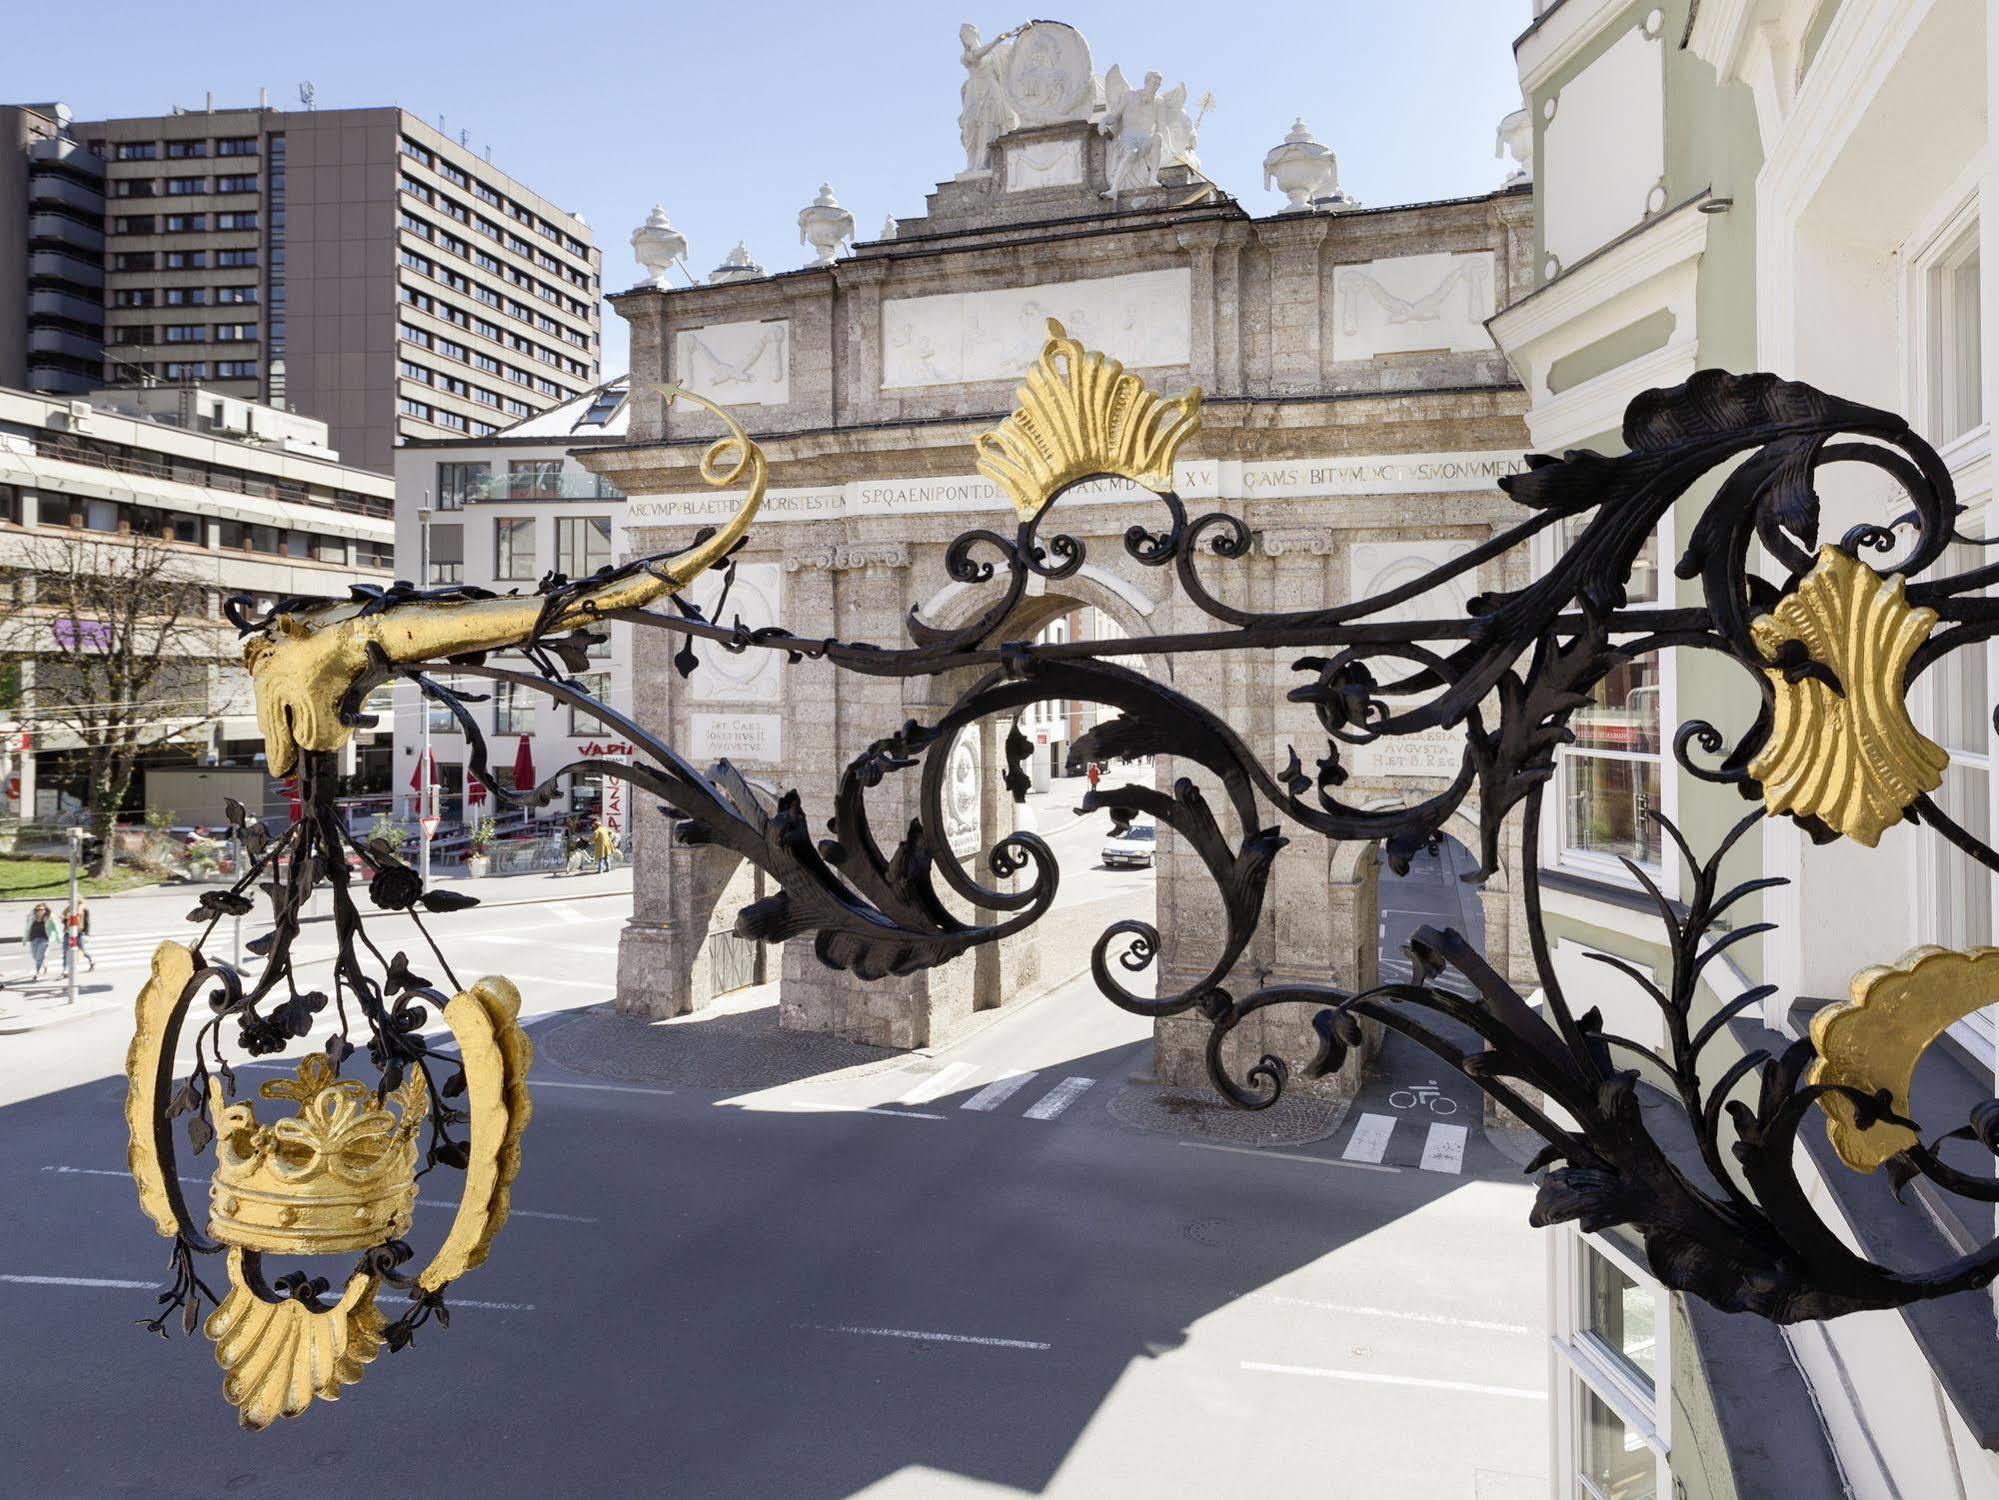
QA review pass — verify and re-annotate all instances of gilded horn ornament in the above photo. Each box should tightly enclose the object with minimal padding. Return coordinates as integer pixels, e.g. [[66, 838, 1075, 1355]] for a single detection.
[[973, 318, 1203, 521], [1747, 546, 1948, 847], [243, 382, 765, 777], [1807, 946, 1999, 1172], [125, 940, 199, 1242]]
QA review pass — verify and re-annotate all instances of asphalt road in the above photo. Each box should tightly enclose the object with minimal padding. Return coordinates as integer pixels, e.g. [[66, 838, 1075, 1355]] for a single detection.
[[0, 815, 1546, 1499]]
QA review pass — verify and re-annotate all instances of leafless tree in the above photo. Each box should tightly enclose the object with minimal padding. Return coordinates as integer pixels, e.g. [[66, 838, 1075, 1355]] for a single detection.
[[6, 531, 230, 875]]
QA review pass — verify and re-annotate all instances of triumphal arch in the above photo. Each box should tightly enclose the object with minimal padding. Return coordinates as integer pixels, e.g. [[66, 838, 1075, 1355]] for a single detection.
[[584, 21, 1536, 1088]]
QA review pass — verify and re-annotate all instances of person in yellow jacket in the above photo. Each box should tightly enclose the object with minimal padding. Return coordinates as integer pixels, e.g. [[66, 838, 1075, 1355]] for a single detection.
[[590, 819, 617, 875]]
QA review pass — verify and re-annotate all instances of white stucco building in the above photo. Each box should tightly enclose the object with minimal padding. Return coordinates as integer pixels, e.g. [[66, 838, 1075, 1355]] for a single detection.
[[390, 377, 634, 836]]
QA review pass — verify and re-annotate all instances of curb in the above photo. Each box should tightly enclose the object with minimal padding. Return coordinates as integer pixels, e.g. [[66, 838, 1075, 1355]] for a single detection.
[[293, 881, 631, 924]]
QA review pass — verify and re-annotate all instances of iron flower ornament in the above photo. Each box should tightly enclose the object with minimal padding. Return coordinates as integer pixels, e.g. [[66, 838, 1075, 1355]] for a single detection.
[[122, 322, 1999, 1423]]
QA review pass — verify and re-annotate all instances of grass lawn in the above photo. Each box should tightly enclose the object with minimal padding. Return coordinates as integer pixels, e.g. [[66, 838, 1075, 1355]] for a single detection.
[[0, 858, 156, 900]]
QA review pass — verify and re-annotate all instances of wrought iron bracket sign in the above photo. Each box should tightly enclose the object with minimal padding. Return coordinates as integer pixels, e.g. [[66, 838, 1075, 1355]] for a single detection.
[[123, 321, 1999, 1426]]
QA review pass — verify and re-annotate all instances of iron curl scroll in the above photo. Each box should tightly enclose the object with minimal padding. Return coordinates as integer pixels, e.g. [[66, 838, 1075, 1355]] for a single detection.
[[120, 319, 1999, 1433]]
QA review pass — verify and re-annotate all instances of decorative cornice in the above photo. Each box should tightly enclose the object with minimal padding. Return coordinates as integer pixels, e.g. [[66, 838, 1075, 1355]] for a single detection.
[[833, 543, 910, 571], [1258, 526, 1337, 558], [782, 544, 839, 573]]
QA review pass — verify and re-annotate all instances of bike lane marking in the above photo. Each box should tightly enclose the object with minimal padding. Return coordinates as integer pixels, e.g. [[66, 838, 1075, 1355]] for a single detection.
[[1341, 1112, 1396, 1164], [1420, 1122, 1467, 1174]]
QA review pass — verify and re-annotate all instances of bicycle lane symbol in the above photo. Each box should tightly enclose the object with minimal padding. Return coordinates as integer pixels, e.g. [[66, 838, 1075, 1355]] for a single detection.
[[1387, 1081, 1459, 1117]]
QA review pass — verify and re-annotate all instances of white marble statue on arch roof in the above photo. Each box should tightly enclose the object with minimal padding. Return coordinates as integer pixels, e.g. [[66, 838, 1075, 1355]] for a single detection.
[[957, 21, 1028, 177], [1098, 65, 1205, 200]]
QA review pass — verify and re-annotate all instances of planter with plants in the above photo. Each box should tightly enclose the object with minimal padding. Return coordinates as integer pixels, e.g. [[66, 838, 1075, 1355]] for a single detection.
[[466, 814, 496, 879]]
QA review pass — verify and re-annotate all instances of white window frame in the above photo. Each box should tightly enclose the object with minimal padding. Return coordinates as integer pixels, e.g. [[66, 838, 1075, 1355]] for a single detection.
[[1534, 504, 1681, 899], [1551, 1227, 1672, 1500], [1903, 177, 1998, 1063]]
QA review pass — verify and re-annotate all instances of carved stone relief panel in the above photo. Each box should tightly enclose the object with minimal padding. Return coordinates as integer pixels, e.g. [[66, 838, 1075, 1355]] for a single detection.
[[683, 562, 783, 704], [1331, 250, 1497, 358], [880, 268, 1192, 389], [673, 319, 791, 406], [1005, 136, 1085, 192]]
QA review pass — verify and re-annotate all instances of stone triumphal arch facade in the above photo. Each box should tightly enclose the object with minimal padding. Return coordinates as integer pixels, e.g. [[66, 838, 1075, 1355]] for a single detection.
[[584, 22, 1536, 1088]]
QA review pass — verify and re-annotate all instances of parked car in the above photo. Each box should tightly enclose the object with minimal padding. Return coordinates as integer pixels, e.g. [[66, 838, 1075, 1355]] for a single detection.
[[1102, 821, 1156, 869]]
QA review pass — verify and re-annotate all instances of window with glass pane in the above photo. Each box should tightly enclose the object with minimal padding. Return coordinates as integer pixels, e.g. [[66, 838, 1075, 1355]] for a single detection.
[[569, 673, 612, 734], [1927, 222, 1983, 445], [556, 516, 612, 578], [436, 461, 488, 510], [1580, 1245, 1655, 1391], [425, 676, 461, 734], [1576, 1384, 1656, 1500], [494, 680, 534, 735], [427, 522, 464, 585], [1560, 656, 1662, 868], [508, 459, 562, 499], [494, 518, 535, 580]]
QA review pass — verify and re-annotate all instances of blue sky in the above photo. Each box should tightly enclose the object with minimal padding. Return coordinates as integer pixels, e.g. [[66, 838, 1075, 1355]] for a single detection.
[[4, 1, 1531, 377]]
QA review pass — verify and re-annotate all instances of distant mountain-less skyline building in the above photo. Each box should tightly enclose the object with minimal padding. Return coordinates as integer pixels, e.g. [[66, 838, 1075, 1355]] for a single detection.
[[1, 99, 602, 472]]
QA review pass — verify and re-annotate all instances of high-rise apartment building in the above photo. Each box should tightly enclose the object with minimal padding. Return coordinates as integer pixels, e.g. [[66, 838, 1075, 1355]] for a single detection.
[[0, 103, 107, 394], [4, 102, 602, 472]]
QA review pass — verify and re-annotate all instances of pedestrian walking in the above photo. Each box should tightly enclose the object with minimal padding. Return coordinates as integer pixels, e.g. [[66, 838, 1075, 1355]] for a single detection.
[[591, 819, 616, 875], [1086, 762, 1101, 791], [69, 900, 95, 972], [24, 903, 56, 979]]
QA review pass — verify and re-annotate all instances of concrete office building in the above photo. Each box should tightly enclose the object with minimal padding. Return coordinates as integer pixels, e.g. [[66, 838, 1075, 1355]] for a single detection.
[[0, 103, 107, 395], [2, 100, 603, 473]]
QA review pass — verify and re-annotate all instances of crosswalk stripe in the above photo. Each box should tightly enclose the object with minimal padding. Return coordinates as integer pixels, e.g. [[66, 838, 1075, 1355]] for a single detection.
[[548, 904, 591, 925], [897, 1061, 978, 1106], [1023, 1075, 1094, 1121], [961, 1069, 1037, 1112], [1341, 1112, 1396, 1164], [1420, 1122, 1467, 1174]]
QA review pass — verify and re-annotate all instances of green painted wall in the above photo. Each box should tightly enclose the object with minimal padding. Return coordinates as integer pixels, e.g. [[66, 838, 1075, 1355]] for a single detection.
[[1547, 309, 1678, 394]]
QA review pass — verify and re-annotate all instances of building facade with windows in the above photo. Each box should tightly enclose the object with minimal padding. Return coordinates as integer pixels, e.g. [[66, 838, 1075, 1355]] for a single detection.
[[0, 381, 395, 822], [0, 103, 106, 395], [1492, 1, 1999, 1492], [390, 378, 631, 833], [1, 100, 602, 473]]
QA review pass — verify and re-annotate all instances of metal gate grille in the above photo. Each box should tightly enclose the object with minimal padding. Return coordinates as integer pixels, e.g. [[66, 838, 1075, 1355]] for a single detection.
[[706, 929, 761, 993]]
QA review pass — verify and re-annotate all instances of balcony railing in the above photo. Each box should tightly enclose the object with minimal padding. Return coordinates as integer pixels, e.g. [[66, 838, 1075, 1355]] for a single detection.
[[29, 174, 105, 216], [471, 474, 624, 502], [28, 212, 103, 253], [29, 248, 104, 289], [26, 436, 393, 519]]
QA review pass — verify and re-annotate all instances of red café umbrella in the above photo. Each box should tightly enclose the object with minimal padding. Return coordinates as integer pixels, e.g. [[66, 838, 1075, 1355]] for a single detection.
[[465, 773, 488, 809], [408, 746, 438, 814], [511, 735, 536, 797]]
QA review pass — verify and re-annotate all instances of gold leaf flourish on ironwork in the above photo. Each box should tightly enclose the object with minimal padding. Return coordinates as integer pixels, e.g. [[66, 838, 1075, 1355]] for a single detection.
[[125, 940, 198, 1241], [1747, 546, 1947, 847], [416, 976, 534, 1292], [1808, 946, 1999, 1171], [206, 1249, 384, 1431], [244, 383, 765, 777], [973, 318, 1202, 522]]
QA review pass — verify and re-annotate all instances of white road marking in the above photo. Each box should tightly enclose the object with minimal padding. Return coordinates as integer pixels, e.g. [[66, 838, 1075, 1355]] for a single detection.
[[1178, 1141, 1399, 1175], [1023, 1075, 1095, 1120], [750, 1101, 947, 1121], [2, 1273, 158, 1290], [443, 1298, 536, 1311], [548, 904, 592, 925], [805, 1323, 1050, 1351], [1242, 1361, 1546, 1399], [1253, 1294, 1529, 1334], [1341, 1112, 1396, 1164], [38, 1165, 594, 1222], [1421, 1122, 1468, 1174], [236, 1065, 675, 1098], [897, 1061, 978, 1106], [961, 1069, 1037, 1112]]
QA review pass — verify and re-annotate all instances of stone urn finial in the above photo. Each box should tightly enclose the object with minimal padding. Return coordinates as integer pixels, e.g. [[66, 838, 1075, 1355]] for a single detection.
[[1262, 118, 1337, 211], [879, 214, 899, 242], [708, 241, 765, 285], [630, 204, 687, 288], [1496, 102, 1532, 186], [798, 184, 856, 267]]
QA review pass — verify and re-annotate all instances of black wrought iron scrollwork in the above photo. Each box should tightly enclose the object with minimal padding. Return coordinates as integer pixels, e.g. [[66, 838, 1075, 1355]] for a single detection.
[[147, 356, 1999, 1380]]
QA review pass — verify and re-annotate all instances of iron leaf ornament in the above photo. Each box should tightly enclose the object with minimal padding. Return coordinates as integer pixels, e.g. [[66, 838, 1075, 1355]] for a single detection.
[[123, 321, 1999, 1427]]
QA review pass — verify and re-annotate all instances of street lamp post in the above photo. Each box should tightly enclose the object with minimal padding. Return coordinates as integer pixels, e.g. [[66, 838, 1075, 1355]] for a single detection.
[[418, 497, 433, 887], [65, 825, 81, 1008]]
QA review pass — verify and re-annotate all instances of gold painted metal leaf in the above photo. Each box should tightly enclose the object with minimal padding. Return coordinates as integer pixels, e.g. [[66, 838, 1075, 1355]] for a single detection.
[[125, 941, 198, 1241], [973, 318, 1202, 521], [1808, 946, 1999, 1171], [417, 976, 533, 1293], [1748, 546, 1947, 846], [205, 1250, 383, 1431]]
